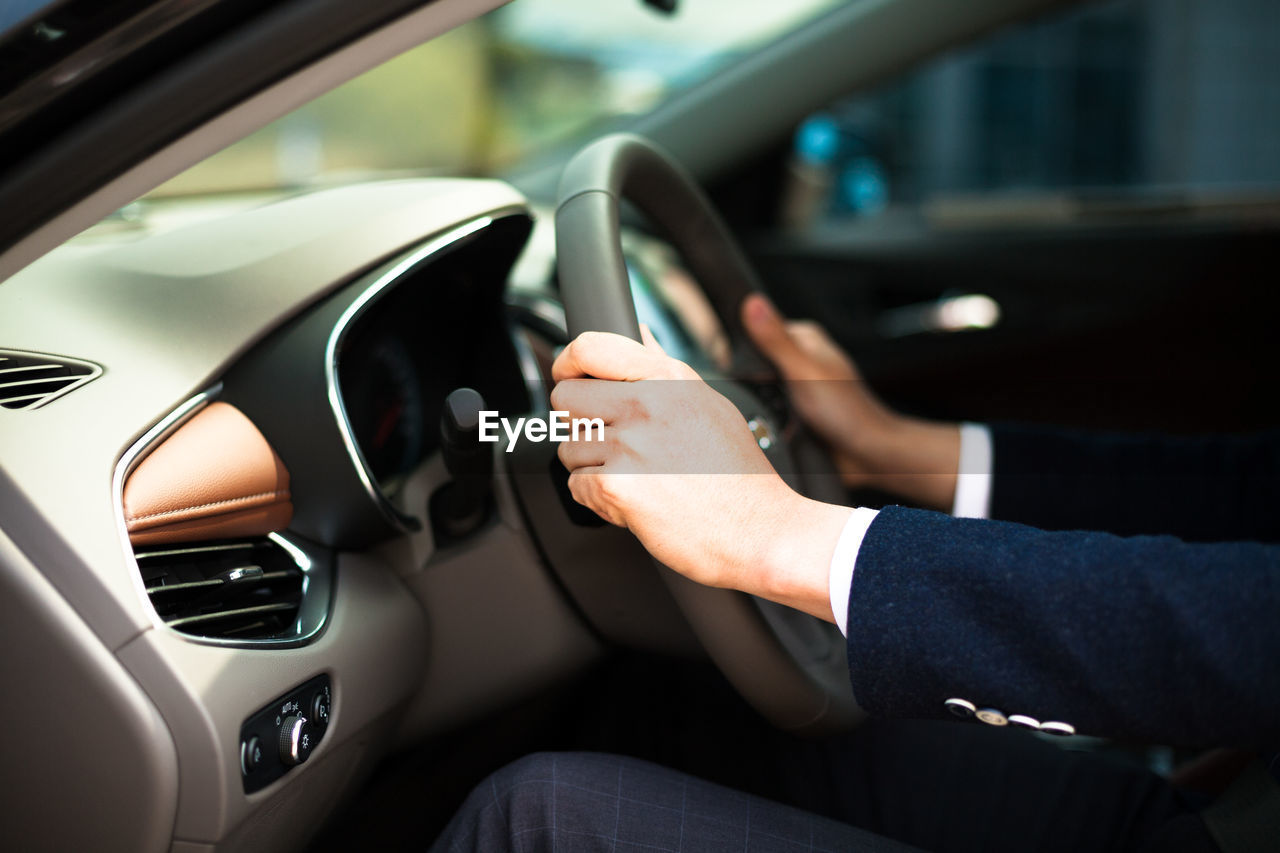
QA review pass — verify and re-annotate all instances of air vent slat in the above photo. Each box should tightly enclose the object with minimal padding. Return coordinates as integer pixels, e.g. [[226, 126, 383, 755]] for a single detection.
[[137, 542, 255, 560], [133, 538, 307, 641], [0, 349, 100, 410], [145, 568, 296, 596], [0, 376, 79, 390], [146, 578, 224, 595], [0, 364, 67, 376], [166, 602, 298, 631], [0, 392, 53, 406]]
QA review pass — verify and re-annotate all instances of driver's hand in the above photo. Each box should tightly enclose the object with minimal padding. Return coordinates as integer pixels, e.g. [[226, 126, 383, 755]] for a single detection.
[[551, 329, 851, 623], [741, 294, 962, 511]]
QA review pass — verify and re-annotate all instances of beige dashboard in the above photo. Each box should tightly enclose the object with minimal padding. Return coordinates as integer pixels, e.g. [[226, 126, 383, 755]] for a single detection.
[[0, 178, 603, 853]]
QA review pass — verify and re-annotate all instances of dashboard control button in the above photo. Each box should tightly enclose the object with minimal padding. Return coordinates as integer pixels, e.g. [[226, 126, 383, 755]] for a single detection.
[[240, 735, 262, 775], [310, 691, 331, 727], [240, 674, 330, 793], [278, 715, 314, 767]]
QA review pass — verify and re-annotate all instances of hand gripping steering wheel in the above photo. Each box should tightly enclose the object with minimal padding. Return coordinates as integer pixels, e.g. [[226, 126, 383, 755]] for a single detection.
[[555, 133, 864, 733]]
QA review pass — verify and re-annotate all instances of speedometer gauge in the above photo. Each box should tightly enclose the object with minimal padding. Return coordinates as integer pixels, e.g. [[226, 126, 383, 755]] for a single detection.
[[343, 336, 426, 492]]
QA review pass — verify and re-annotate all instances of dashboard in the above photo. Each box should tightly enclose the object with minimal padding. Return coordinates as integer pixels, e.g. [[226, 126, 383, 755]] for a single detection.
[[0, 171, 748, 852], [217, 209, 540, 545], [0, 178, 605, 853]]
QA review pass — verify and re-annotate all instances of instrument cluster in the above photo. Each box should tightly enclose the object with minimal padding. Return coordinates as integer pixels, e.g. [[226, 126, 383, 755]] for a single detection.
[[333, 216, 535, 505]]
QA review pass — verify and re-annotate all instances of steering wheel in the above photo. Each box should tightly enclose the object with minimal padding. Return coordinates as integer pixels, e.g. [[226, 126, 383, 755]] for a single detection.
[[555, 133, 864, 733]]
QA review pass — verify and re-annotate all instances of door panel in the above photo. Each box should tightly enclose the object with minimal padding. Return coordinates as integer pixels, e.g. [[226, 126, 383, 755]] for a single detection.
[[748, 220, 1280, 433]]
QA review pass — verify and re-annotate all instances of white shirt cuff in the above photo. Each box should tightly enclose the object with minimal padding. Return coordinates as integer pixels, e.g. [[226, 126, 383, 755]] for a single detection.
[[827, 423, 992, 638], [952, 422, 993, 519], [828, 506, 879, 636]]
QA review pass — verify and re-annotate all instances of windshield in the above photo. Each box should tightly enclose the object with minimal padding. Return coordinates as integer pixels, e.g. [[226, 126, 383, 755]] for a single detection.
[[145, 0, 844, 198]]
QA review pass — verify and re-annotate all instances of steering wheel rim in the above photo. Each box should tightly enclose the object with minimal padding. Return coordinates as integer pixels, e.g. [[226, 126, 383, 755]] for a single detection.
[[555, 133, 864, 733]]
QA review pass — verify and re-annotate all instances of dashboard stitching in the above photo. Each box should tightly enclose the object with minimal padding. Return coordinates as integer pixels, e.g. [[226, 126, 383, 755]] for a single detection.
[[125, 489, 290, 523]]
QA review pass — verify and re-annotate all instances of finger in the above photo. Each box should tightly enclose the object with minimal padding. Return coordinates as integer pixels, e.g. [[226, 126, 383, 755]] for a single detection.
[[788, 320, 862, 380], [639, 323, 667, 354], [549, 378, 639, 423], [787, 321, 832, 359], [557, 433, 609, 471], [565, 466, 626, 527], [551, 331, 667, 383], [786, 319, 827, 340], [741, 294, 808, 379]]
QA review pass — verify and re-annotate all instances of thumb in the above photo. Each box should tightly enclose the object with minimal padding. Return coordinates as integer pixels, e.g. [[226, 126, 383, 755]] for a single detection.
[[741, 293, 807, 378], [639, 323, 667, 354], [552, 331, 662, 382]]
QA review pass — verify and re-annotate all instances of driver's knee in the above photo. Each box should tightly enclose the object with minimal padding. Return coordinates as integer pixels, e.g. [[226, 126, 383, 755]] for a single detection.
[[430, 751, 623, 853]]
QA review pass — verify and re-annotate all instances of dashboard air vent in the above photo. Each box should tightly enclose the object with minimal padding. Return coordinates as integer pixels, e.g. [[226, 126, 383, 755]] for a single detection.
[[0, 349, 101, 410], [134, 538, 306, 641]]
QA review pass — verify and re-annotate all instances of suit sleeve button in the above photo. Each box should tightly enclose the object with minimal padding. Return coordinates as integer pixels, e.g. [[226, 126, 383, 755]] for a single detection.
[[1008, 714, 1040, 730], [944, 698, 976, 718], [975, 708, 1008, 726], [1039, 721, 1076, 736]]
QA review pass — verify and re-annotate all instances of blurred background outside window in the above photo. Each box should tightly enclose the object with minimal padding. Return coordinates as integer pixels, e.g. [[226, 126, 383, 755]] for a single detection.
[[786, 0, 1280, 229], [146, 0, 843, 198]]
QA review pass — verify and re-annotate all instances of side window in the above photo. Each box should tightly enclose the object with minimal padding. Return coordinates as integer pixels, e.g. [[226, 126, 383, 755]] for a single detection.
[[785, 0, 1280, 230]]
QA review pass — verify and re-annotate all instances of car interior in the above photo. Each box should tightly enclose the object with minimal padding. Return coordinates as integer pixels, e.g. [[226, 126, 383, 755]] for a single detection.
[[1, 0, 1277, 851]]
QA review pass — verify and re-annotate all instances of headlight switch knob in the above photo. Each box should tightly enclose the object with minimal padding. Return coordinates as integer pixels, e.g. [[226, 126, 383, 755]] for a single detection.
[[278, 715, 314, 767]]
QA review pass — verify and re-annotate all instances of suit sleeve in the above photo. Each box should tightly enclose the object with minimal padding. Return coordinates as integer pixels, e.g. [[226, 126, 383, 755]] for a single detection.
[[844, 505, 1280, 747], [988, 425, 1280, 542]]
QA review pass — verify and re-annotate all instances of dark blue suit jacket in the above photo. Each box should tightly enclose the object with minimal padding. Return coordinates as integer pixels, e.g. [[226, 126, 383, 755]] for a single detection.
[[844, 425, 1280, 748]]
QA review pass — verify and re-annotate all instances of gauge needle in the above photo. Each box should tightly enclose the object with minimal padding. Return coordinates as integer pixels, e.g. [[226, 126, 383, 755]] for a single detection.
[[373, 400, 404, 448]]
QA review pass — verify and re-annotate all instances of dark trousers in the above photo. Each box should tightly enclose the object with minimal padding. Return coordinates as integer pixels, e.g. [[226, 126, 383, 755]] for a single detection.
[[430, 721, 1218, 853]]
